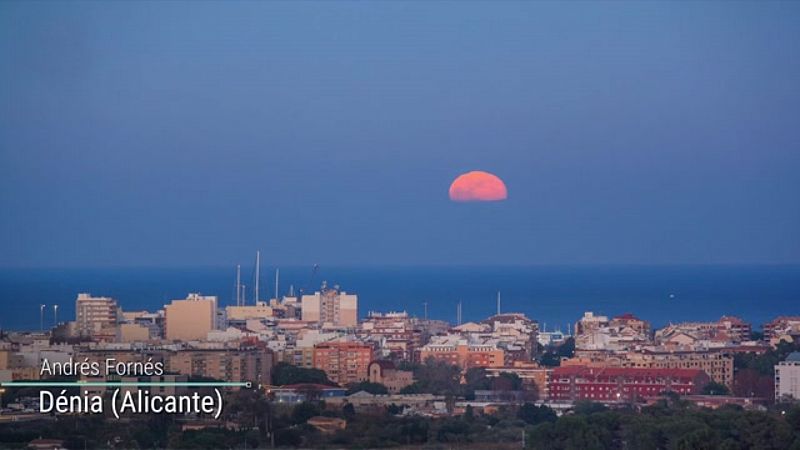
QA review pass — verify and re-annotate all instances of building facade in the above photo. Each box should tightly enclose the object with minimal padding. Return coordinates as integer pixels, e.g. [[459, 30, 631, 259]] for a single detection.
[[168, 346, 273, 387], [165, 293, 217, 341], [367, 360, 413, 393], [775, 352, 800, 402], [418, 336, 505, 369], [75, 293, 119, 339], [301, 285, 358, 327], [549, 366, 710, 402], [313, 341, 373, 386]]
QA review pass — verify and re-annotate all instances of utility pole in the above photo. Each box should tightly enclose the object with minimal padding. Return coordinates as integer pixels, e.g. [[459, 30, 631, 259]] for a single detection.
[[40, 304, 46, 332], [53, 304, 58, 326]]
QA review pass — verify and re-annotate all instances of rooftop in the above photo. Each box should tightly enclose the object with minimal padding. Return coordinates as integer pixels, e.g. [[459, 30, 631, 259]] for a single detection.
[[784, 352, 800, 362]]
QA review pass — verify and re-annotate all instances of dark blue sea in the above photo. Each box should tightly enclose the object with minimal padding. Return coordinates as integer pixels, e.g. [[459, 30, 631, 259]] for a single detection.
[[0, 265, 798, 332]]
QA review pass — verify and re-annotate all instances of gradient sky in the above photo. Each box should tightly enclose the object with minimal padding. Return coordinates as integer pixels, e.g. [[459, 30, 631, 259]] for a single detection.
[[1, 1, 799, 268]]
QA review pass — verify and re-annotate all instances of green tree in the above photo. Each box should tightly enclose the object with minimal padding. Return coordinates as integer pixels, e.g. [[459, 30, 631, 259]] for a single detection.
[[702, 381, 730, 396], [342, 402, 356, 419], [291, 402, 321, 424], [572, 400, 609, 415], [401, 358, 461, 395], [272, 362, 333, 386], [517, 403, 557, 426]]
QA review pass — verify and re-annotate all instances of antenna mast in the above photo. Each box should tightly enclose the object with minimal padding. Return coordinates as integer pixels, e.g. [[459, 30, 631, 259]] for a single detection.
[[275, 268, 280, 302], [254, 250, 260, 305], [236, 265, 241, 307]]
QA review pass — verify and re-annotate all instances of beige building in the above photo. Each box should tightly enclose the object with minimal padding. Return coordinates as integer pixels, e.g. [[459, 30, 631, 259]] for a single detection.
[[302, 285, 358, 327], [117, 323, 151, 343], [165, 293, 217, 341], [168, 347, 273, 387], [624, 350, 734, 387], [226, 304, 273, 321], [75, 293, 119, 338]]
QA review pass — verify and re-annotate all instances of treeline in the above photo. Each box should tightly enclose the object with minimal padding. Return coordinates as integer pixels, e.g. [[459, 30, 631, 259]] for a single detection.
[[528, 397, 800, 450], [2, 393, 800, 449]]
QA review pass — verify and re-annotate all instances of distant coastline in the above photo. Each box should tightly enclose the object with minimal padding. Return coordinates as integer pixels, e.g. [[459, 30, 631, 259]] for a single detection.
[[1, 264, 798, 331]]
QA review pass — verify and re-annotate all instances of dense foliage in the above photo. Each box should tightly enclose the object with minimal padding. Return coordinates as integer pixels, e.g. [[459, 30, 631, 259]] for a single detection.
[[4, 390, 799, 449], [539, 337, 576, 367], [271, 362, 334, 386]]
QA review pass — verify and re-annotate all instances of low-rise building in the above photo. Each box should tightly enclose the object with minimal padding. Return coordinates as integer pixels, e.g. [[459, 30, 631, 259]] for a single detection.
[[549, 366, 710, 403], [269, 384, 347, 403], [764, 317, 800, 345], [418, 335, 504, 369], [625, 349, 734, 387], [655, 316, 752, 349], [168, 345, 273, 388], [485, 362, 551, 399], [368, 360, 413, 393]]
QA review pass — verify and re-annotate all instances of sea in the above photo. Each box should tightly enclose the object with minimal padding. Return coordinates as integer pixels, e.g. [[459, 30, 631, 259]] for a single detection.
[[0, 265, 798, 332]]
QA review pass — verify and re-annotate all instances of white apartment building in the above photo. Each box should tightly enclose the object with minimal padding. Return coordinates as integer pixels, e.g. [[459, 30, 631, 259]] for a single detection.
[[775, 352, 800, 402], [75, 293, 119, 337], [301, 284, 358, 327]]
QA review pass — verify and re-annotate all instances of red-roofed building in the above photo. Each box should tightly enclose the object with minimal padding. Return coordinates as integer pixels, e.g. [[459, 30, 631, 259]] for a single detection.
[[549, 366, 709, 403]]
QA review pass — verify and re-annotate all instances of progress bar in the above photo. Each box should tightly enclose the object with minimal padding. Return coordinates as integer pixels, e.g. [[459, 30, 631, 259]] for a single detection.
[[0, 381, 251, 388]]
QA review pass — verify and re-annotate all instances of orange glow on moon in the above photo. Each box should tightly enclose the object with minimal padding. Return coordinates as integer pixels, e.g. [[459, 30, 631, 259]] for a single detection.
[[449, 171, 508, 202]]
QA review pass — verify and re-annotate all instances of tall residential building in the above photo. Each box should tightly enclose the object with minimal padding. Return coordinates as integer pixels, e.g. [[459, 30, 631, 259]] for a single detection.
[[301, 285, 358, 327], [775, 352, 800, 402], [313, 341, 373, 385], [164, 293, 217, 341], [75, 293, 119, 339]]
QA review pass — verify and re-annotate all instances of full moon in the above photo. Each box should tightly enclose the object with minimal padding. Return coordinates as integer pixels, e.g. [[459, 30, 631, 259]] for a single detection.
[[449, 171, 508, 202]]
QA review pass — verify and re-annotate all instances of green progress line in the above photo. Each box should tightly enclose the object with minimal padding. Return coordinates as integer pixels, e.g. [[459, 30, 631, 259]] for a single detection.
[[0, 381, 249, 387]]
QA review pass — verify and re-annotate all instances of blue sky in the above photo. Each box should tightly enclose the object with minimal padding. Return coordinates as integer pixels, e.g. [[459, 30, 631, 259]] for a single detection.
[[1, 1, 799, 267]]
